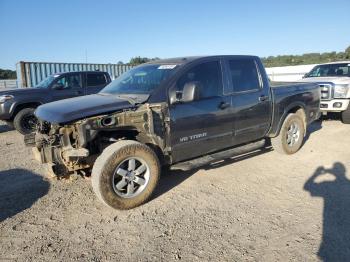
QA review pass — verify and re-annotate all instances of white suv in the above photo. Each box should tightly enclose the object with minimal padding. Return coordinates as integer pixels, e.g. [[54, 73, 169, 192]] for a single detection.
[[301, 61, 350, 123]]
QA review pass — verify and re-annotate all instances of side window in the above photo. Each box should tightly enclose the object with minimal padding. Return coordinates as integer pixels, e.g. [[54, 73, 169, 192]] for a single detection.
[[87, 73, 107, 87], [228, 59, 260, 92], [56, 74, 82, 89], [177, 61, 223, 99]]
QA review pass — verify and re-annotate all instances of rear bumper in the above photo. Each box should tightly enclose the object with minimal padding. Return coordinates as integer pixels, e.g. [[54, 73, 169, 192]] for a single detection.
[[320, 99, 350, 112]]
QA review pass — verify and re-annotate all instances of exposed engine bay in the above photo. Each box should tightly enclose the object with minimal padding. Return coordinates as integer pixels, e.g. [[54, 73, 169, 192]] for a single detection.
[[24, 103, 169, 177]]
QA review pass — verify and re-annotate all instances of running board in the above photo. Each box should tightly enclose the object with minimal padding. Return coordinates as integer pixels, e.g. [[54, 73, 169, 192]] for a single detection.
[[171, 139, 267, 171]]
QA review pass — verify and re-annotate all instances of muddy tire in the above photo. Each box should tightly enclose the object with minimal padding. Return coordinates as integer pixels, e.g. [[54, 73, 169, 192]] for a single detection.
[[341, 105, 350, 124], [13, 108, 38, 135], [4, 120, 14, 129], [271, 113, 305, 155], [91, 140, 160, 210]]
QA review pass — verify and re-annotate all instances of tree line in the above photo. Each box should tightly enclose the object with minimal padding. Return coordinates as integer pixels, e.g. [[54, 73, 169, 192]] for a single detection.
[[261, 45, 350, 67], [0, 69, 16, 79]]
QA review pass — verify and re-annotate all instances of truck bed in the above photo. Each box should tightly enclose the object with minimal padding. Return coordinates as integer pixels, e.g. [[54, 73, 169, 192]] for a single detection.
[[268, 81, 320, 136]]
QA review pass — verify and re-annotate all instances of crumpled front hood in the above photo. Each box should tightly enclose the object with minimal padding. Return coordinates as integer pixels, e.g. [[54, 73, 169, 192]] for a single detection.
[[299, 77, 350, 85], [35, 94, 136, 124]]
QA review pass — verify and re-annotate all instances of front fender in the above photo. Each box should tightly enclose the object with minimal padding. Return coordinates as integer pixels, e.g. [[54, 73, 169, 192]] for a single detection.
[[9, 99, 45, 117]]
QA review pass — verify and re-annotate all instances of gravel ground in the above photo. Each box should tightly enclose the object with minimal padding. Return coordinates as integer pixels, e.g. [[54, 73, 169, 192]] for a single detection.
[[1, 118, 350, 261]]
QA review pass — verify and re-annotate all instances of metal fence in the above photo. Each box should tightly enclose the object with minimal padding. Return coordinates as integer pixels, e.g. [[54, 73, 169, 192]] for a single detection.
[[0, 80, 18, 89], [16, 61, 135, 88], [265, 64, 316, 82]]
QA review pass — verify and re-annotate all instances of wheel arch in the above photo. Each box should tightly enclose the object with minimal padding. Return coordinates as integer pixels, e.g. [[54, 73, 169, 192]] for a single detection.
[[10, 102, 43, 120], [272, 102, 307, 137], [97, 128, 167, 165]]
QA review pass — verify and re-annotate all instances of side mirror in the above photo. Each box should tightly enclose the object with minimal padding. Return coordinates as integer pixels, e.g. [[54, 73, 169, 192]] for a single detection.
[[182, 81, 201, 102], [170, 81, 201, 104], [53, 83, 64, 90], [302, 73, 308, 79]]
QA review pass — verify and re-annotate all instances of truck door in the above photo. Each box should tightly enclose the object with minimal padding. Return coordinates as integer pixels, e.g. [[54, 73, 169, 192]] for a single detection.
[[50, 73, 83, 101], [225, 57, 271, 144], [169, 59, 234, 163], [85, 72, 109, 95]]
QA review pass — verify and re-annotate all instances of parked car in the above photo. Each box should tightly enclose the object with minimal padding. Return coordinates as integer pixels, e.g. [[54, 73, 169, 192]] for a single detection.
[[301, 61, 350, 123], [0, 71, 111, 134], [25, 56, 320, 209]]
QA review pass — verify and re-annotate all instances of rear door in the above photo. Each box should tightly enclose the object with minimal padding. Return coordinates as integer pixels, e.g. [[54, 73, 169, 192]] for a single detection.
[[225, 57, 271, 144], [50, 73, 83, 101], [85, 72, 109, 95], [169, 59, 234, 163]]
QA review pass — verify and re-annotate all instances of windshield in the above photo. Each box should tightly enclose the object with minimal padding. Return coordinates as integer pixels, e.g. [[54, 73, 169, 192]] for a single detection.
[[306, 63, 350, 77], [35, 75, 55, 88], [101, 64, 178, 95]]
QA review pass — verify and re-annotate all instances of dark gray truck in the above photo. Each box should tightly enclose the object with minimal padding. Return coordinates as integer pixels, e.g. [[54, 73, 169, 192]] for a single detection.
[[25, 56, 320, 209], [0, 71, 111, 134]]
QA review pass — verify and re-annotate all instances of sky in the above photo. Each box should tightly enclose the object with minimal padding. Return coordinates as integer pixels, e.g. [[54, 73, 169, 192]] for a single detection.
[[0, 0, 349, 69]]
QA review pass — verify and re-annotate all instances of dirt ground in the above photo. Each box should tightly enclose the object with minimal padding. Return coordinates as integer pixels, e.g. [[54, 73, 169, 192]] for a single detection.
[[1, 118, 350, 261]]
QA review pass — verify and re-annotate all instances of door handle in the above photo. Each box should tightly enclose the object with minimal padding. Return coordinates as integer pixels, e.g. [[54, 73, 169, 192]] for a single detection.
[[259, 95, 269, 102], [219, 102, 230, 110], [75, 90, 83, 95]]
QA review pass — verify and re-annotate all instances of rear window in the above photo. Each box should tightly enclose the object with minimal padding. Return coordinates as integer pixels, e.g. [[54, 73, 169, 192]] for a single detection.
[[228, 59, 261, 92], [87, 73, 107, 87]]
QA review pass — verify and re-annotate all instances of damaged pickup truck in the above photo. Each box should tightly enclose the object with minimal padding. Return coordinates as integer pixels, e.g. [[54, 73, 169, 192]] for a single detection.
[[25, 56, 320, 209]]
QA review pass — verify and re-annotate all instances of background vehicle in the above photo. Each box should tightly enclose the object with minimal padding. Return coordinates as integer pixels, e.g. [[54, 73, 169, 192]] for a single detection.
[[26, 56, 320, 209], [301, 61, 350, 123], [0, 71, 111, 134]]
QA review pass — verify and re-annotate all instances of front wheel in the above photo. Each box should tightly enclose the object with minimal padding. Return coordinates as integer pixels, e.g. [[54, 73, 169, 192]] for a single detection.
[[13, 108, 38, 135], [271, 113, 305, 155], [341, 105, 350, 124], [91, 140, 160, 210], [4, 120, 14, 129]]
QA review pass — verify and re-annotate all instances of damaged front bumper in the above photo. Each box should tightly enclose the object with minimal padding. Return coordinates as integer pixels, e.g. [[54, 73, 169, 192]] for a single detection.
[[24, 124, 95, 176]]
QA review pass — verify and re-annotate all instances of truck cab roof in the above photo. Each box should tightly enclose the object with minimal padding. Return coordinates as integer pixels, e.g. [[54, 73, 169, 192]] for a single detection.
[[147, 55, 260, 65]]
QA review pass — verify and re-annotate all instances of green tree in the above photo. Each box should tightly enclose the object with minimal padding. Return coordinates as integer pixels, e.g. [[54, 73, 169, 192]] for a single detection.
[[345, 46, 350, 59], [129, 57, 150, 65], [0, 69, 16, 79], [129, 56, 160, 65]]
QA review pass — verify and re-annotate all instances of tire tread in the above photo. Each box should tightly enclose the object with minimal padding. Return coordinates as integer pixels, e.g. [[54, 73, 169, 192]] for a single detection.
[[91, 140, 160, 209], [13, 108, 36, 135], [341, 105, 350, 124]]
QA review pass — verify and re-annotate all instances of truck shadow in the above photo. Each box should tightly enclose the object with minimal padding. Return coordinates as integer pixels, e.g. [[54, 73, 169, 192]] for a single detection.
[[0, 169, 50, 222], [152, 148, 272, 201], [304, 162, 350, 261], [0, 121, 13, 134], [304, 119, 323, 142]]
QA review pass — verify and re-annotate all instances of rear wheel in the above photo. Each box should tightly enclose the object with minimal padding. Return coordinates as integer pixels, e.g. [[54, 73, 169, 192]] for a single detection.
[[13, 108, 38, 135], [341, 105, 350, 124], [91, 140, 160, 210], [271, 113, 305, 154]]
